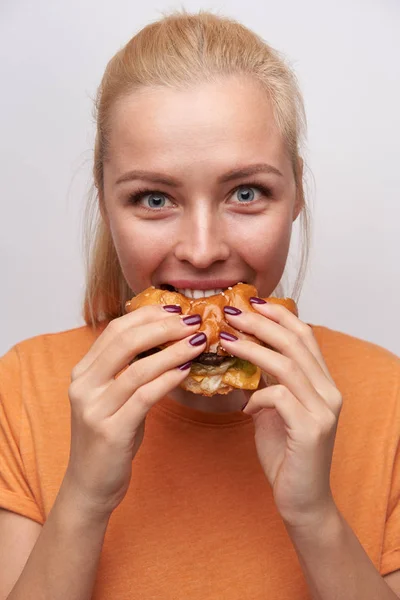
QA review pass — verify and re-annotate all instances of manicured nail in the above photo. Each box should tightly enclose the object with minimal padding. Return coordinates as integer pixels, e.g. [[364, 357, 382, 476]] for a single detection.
[[189, 332, 207, 346], [249, 297, 267, 304], [219, 331, 238, 342], [163, 304, 182, 313], [241, 402, 248, 411], [178, 361, 192, 370], [223, 306, 242, 316], [182, 314, 202, 326]]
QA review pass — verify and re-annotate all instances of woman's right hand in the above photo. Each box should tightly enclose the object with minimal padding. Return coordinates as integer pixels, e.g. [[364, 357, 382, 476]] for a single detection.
[[62, 305, 206, 518]]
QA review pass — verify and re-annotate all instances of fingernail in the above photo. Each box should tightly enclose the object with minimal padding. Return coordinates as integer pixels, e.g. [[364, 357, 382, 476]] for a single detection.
[[223, 306, 242, 316], [249, 297, 267, 304], [219, 331, 238, 342], [189, 332, 207, 346], [241, 402, 248, 411], [178, 361, 192, 370], [163, 305, 182, 313], [182, 314, 202, 326]]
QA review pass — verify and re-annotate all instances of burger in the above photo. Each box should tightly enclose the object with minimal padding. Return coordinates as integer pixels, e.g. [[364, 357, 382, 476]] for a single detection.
[[125, 282, 298, 397]]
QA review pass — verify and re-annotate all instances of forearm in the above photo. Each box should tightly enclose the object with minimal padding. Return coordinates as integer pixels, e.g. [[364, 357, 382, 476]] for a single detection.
[[7, 480, 110, 600], [285, 506, 398, 600]]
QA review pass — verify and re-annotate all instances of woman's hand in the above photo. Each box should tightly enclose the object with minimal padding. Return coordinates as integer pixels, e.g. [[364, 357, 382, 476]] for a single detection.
[[220, 299, 343, 529], [63, 306, 206, 518]]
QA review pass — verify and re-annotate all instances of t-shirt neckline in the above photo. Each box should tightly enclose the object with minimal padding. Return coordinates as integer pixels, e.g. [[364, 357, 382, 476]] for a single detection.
[[155, 394, 253, 425]]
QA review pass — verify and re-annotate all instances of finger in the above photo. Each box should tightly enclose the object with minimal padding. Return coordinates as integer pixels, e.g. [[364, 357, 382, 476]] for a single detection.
[[224, 306, 336, 395], [83, 315, 204, 387], [72, 305, 182, 380], [101, 336, 208, 422], [243, 384, 313, 433], [220, 336, 327, 417], [237, 302, 335, 384]]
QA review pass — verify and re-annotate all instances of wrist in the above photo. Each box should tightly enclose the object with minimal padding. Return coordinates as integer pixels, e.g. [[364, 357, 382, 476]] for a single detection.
[[282, 496, 342, 541], [57, 475, 113, 526]]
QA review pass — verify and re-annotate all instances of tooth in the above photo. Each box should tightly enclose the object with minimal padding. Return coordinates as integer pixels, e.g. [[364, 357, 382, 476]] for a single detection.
[[176, 288, 226, 298], [192, 290, 204, 299]]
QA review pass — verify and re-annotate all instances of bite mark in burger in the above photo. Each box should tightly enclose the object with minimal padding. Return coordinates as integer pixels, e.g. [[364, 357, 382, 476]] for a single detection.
[[125, 283, 298, 397]]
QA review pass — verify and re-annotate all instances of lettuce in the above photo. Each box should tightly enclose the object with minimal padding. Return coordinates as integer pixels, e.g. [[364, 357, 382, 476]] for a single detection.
[[232, 358, 257, 376]]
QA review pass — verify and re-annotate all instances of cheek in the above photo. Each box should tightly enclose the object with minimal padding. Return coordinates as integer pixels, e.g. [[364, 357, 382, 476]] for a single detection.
[[108, 217, 169, 287], [233, 213, 292, 292], [236, 214, 291, 265]]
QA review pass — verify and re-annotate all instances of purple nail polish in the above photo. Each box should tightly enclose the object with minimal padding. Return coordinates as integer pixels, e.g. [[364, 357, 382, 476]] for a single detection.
[[189, 332, 207, 346], [182, 314, 202, 326], [223, 306, 242, 315], [178, 361, 192, 371], [219, 331, 238, 342], [163, 305, 182, 313], [249, 297, 267, 304]]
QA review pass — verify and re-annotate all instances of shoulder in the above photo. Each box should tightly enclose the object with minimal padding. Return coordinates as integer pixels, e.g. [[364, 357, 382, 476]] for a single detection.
[[0, 324, 109, 423], [1, 322, 108, 377], [311, 323, 399, 373], [310, 324, 400, 413]]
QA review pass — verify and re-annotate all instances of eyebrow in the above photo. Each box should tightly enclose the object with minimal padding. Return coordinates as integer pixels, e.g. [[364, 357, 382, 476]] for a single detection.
[[115, 162, 283, 187]]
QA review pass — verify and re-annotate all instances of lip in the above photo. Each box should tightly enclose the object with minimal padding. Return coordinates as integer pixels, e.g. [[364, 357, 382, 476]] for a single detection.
[[159, 280, 248, 290]]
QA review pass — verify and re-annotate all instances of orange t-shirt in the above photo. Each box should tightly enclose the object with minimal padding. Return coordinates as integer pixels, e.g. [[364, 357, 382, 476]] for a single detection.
[[0, 323, 400, 599]]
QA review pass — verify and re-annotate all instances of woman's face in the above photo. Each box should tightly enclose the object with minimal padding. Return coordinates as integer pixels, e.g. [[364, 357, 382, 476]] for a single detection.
[[102, 76, 303, 298]]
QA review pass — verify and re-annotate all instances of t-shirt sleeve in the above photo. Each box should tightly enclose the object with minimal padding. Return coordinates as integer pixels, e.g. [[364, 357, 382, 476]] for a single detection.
[[380, 370, 400, 576], [0, 345, 44, 524]]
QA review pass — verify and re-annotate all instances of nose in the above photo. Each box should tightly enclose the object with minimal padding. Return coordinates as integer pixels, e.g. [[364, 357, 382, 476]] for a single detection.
[[173, 203, 230, 268]]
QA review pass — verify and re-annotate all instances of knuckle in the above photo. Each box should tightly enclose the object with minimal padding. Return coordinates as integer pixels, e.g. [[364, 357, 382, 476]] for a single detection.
[[330, 389, 343, 413], [106, 318, 123, 335], [271, 384, 288, 402], [133, 387, 152, 411], [70, 364, 82, 382], [281, 332, 302, 354], [326, 411, 338, 430], [321, 409, 336, 429], [277, 357, 298, 379], [80, 408, 107, 438], [307, 420, 325, 443], [157, 318, 171, 337], [80, 406, 96, 428], [117, 328, 136, 355], [310, 412, 336, 441], [298, 323, 314, 340], [68, 380, 83, 405], [126, 360, 142, 384]]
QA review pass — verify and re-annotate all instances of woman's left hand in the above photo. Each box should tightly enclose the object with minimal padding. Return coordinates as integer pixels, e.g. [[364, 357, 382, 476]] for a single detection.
[[221, 299, 343, 529]]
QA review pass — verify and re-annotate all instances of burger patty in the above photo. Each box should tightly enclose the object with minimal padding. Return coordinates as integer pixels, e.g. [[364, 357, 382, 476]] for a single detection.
[[194, 352, 227, 366], [134, 348, 228, 366]]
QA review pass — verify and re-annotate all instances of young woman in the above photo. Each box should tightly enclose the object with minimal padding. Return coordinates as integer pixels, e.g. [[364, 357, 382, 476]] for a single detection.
[[1, 9, 400, 600]]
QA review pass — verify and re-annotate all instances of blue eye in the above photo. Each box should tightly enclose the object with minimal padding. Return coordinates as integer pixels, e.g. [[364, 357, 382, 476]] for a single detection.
[[236, 186, 256, 203], [127, 182, 273, 212], [145, 193, 167, 209], [128, 189, 171, 211]]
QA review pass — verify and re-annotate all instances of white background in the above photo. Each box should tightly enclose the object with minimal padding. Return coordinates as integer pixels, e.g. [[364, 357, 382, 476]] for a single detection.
[[1, 0, 399, 357]]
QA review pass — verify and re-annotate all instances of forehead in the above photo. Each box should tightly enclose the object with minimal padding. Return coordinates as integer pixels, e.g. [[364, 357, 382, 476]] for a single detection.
[[106, 77, 290, 177]]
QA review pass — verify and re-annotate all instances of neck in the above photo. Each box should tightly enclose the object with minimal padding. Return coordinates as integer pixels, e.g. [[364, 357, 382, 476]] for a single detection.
[[168, 386, 246, 414]]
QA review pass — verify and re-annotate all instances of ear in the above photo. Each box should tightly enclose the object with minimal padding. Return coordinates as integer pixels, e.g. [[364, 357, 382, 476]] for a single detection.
[[293, 157, 304, 222]]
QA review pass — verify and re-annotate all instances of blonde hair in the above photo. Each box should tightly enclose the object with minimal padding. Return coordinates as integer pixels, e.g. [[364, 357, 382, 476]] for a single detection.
[[83, 8, 312, 327]]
